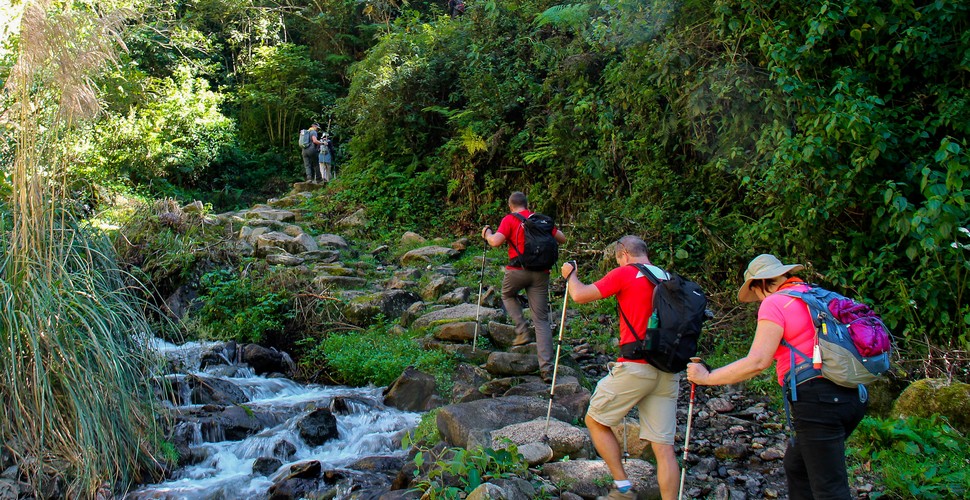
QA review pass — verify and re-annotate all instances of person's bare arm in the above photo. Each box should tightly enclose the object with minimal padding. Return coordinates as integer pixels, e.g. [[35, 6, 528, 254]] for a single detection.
[[687, 320, 782, 385], [482, 226, 505, 247], [560, 262, 602, 304]]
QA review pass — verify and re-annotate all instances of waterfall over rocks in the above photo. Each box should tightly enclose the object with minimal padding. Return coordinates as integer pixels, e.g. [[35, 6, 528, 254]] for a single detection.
[[128, 339, 420, 499]]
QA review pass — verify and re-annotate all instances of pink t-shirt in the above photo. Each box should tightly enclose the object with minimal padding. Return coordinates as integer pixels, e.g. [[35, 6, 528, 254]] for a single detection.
[[496, 210, 560, 270], [594, 264, 660, 363], [758, 283, 816, 385]]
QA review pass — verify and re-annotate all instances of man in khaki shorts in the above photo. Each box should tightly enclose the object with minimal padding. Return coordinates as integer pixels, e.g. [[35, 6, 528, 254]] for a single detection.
[[560, 235, 680, 500]]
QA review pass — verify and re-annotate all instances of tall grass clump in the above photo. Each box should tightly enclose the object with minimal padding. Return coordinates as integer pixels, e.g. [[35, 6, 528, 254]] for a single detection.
[[1, 1, 166, 496]]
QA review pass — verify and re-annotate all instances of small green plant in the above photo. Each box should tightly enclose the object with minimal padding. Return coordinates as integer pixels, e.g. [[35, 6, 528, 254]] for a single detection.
[[848, 415, 969, 498], [411, 444, 531, 498], [405, 409, 441, 446], [591, 474, 614, 488], [194, 268, 294, 343], [299, 319, 457, 387]]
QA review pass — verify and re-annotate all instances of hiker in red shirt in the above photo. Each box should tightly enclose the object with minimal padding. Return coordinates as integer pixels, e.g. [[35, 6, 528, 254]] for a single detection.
[[482, 192, 566, 382], [687, 254, 868, 499], [560, 236, 680, 500]]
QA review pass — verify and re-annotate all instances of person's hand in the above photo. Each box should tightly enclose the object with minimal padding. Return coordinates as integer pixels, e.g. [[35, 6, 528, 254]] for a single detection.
[[481, 226, 491, 239], [561, 261, 576, 279], [686, 361, 711, 385]]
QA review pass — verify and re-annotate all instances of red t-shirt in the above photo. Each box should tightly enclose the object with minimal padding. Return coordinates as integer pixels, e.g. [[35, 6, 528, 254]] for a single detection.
[[593, 264, 662, 363], [496, 210, 560, 270], [758, 280, 816, 386]]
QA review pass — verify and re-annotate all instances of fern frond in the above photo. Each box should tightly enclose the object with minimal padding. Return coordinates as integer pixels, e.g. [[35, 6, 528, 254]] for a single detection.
[[460, 128, 488, 155], [534, 3, 592, 29]]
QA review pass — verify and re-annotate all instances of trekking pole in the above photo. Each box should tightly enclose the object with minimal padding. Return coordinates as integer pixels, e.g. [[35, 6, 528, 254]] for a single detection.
[[472, 238, 488, 352], [678, 356, 702, 500], [544, 261, 575, 440]]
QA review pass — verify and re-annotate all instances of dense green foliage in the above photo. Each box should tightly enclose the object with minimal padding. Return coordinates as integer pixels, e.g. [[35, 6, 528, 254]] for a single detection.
[[849, 415, 969, 498], [5, 1, 964, 361], [408, 442, 532, 499], [196, 268, 294, 343], [1, 3, 169, 494], [299, 317, 458, 387], [332, 0, 969, 366], [3, 2, 968, 493]]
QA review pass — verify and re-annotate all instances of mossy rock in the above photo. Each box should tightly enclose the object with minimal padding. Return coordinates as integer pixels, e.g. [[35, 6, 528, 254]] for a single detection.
[[892, 378, 970, 433], [864, 371, 910, 418]]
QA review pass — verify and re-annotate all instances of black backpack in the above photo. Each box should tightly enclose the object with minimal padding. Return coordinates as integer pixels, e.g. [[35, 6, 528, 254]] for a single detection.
[[618, 263, 708, 373], [509, 213, 559, 271]]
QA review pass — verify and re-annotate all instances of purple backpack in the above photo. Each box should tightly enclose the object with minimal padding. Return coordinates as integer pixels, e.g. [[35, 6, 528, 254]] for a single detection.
[[779, 286, 892, 391]]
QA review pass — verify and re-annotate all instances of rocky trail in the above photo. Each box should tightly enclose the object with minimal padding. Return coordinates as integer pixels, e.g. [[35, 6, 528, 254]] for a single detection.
[[130, 183, 883, 500]]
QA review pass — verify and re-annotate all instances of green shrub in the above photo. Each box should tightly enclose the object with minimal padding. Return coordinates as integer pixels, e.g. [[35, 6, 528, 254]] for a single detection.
[[407, 409, 442, 447], [410, 444, 531, 499], [77, 65, 234, 189], [849, 415, 970, 499], [194, 268, 294, 343], [300, 320, 456, 387]]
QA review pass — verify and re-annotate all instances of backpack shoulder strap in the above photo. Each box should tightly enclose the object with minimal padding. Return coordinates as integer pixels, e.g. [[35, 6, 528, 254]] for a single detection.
[[630, 263, 669, 286], [617, 263, 666, 343], [776, 287, 823, 328], [507, 212, 527, 259]]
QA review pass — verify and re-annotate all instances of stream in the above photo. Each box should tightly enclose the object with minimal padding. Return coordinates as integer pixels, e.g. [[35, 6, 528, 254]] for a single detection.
[[128, 340, 420, 499]]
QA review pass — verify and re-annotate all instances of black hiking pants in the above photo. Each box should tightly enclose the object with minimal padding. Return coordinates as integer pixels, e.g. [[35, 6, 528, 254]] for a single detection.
[[302, 146, 319, 181], [784, 378, 867, 500]]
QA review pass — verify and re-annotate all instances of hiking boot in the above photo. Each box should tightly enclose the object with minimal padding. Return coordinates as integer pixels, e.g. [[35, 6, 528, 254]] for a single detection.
[[511, 332, 535, 346], [540, 369, 554, 383], [597, 489, 635, 500]]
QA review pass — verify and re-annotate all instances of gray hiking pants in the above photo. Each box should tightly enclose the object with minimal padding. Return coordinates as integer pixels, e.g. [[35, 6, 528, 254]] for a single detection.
[[501, 268, 553, 374], [302, 147, 319, 181]]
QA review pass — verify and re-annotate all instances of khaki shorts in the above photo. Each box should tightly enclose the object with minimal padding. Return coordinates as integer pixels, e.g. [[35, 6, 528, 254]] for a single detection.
[[586, 361, 680, 445]]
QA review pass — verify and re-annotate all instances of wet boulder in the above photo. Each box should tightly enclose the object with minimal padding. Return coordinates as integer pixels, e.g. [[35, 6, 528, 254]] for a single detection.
[[254, 457, 283, 476], [200, 341, 237, 368], [273, 440, 297, 460], [298, 409, 339, 446], [240, 344, 296, 376], [348, 455, 405, 474], [189, 375, 247, 406]]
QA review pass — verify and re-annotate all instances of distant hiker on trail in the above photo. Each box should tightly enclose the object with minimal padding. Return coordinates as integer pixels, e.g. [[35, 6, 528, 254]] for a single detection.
[[447, 0, 465, 17], [481, 191, 566, 383], [301, 123, 324, 183], [687, 254, 868, 500], [559, 236, 680, 500], [318, 132, 335, 182]]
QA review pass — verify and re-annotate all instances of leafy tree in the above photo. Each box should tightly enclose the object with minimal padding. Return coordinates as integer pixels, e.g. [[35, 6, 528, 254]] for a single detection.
[[77, 65, 234, 188], [235, 42, 336, 151]]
